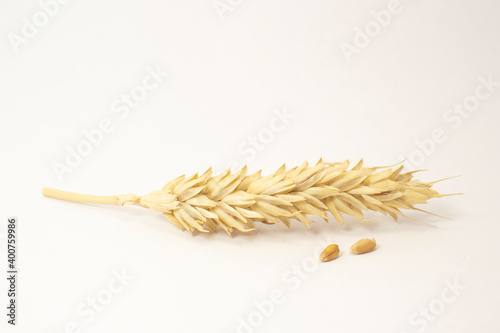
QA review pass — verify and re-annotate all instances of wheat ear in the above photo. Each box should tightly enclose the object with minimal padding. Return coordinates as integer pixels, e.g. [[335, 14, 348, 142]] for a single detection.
[[42, 159, 461, 234]]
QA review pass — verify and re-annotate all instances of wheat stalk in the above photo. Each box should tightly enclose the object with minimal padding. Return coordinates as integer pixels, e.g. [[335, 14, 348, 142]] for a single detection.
[[42, 159, 461, 234]]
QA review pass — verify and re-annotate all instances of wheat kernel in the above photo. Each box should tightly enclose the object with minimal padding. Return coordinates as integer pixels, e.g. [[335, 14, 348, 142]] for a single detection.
[[350, 238, 376, 254], [319, 244, 340, 262]]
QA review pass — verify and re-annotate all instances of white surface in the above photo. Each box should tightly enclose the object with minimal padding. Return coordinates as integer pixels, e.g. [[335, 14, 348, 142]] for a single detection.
[[1, 1, 499, 332]]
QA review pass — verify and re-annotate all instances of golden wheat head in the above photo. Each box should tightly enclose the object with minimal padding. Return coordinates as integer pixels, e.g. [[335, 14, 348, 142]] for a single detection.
[[42, 159, 460, 234]]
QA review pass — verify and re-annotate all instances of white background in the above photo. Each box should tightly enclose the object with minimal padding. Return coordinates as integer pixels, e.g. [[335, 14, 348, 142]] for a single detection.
[[1, 0, 500, 332]]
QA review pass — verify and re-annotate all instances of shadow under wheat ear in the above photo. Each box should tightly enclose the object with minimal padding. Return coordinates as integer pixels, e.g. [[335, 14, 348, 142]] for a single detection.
[[42, 159, 462, 234]]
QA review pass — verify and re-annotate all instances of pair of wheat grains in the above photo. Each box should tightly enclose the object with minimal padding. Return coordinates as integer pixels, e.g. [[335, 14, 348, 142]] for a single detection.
[[320, 238, 377, 262]]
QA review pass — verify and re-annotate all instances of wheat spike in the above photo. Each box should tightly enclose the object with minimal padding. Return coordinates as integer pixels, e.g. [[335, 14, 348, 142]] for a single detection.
[[42, 159, 461, 234]]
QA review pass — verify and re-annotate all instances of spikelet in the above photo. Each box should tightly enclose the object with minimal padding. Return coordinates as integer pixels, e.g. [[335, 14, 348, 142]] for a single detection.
[[42, 159, 461, 234]]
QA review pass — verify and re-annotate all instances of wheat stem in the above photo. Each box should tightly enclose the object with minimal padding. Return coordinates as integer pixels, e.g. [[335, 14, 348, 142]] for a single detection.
[[42, 187, 121, 205]]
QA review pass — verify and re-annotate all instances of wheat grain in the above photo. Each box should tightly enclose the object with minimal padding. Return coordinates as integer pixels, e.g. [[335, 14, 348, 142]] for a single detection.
[[350, 238, 377, 254], [42, 159, 461, 234], [319, 244, 340, 262]]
